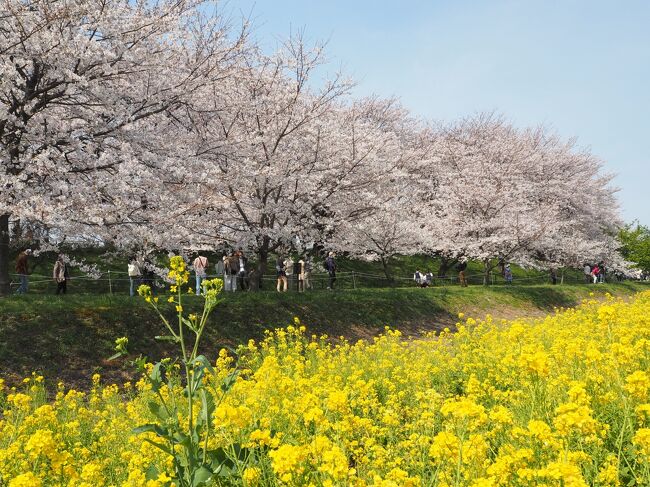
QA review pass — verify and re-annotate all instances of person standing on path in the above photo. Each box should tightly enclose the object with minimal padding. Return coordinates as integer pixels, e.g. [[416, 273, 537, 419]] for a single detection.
[[298, 259, 307, 292], [456, 261, 468, 287], [325, 252, 337, 290], [583, 263, 592, 284], [504, 264, 513, 285], [276, 256, 288, 292], [128, 256, 142, 297], [193, 254, 209, 295], [591, 264, 600, 284], [236, 249, 248, 291], [550, 267, 558, 285], [303, 256, 313, 290], [15, 248, 31, 294], [215, 255, 225, 280], [284, 256, 295, 291], [53, 254, 69, 295]]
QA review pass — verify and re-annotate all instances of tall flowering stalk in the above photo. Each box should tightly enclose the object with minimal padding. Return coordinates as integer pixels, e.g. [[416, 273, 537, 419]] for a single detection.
[[124, 256, 237, 486]]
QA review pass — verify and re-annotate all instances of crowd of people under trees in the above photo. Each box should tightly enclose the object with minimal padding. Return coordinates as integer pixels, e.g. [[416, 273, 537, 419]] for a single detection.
[[12, 244, 630, 297]]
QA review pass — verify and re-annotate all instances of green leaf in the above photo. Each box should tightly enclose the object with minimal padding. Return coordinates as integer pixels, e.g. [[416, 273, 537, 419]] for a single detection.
[[155, 335, 180, 343], [107, 351, 124, 361], [145, 464, 160, 481], [198, 389, 216, 430], [206, 448, 231, 471], [181, 317, 198, 332], [133, 423, 166, 437], [221, 369, 239, 394], [144, 438, 174, 456], [148, 362, 164, 393], [148, 400, 169, 422], [192, 466, 213, 486], [193, 355, 216, 376]]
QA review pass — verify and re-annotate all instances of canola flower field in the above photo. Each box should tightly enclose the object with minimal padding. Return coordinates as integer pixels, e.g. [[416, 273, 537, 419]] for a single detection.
[[2, 291, 650, 486]]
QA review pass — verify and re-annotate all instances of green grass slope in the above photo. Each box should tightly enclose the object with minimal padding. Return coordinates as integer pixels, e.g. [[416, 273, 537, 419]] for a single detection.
[[1, 282, 647, 389]]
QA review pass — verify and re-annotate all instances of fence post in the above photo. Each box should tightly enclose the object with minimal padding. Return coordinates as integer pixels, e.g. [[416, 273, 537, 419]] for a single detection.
[[352, 271, 357, 289], [108, 270, 113, 295]]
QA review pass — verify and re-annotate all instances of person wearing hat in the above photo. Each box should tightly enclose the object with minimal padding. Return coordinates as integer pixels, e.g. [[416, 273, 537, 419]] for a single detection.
[[15, 248, 32, 294]]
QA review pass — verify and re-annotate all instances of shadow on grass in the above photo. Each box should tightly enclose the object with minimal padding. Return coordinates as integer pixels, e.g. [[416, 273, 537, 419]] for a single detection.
[[1, 283, 647, 389]]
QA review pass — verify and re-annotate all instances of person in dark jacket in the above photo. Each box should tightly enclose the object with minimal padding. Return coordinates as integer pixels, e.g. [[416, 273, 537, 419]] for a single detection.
[[325, 252, 336, 290], [456, 261, 468, 287], [15, 248, 32, 294], [276, 256, 288, 292], [550, 267, 558, 285]]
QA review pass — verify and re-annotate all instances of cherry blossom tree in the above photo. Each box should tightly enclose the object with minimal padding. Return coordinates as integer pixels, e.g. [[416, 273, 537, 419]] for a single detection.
[[0, 0, 247, 293], [160, 38, 422, 286], [423, 114, 621, 283]]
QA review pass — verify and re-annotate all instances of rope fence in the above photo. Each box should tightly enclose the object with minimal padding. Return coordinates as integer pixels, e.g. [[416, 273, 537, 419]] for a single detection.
[[7, 268, 640, 295]]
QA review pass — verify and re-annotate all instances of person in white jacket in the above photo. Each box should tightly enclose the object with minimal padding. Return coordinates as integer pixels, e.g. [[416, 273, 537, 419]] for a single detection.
[[53, 254, 69, 295], [128, 256, 142, 297]]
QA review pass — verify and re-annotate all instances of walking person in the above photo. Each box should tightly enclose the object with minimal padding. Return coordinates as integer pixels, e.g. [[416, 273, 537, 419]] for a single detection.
[[284, 256, 295, 291], [293, 258, 302, 291], [225, 252, 239, 292], [325, 252, 337, 290], [128, 256, 142, 297], [504, 264, 513, 285], [236, 249, 248, 291], [550, 267, 558, 285], [591, 264, 600, 284], [276, 256, 288, 292], [298, 259, 308, 292], [14, 248, 32, 294], [215, 255, 225, 280], [422, 271, 433, 287], [303, 256, 313, 291], [193, 254, 209, 295], [583, 263, 592, 284], [598, 262, 606, 283], [414, 270, 425, 287], [456, 261, 468, 287], [218, 256, 230, 290], [53, 254, 69, 295]]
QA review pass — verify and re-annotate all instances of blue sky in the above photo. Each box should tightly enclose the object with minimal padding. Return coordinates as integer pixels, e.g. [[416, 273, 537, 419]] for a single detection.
[[233, 0, 649, 225]]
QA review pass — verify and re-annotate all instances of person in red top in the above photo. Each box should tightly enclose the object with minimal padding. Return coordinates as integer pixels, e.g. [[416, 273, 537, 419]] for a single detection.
[[15, 249, 31, 294], [591, 264, 600, 284]]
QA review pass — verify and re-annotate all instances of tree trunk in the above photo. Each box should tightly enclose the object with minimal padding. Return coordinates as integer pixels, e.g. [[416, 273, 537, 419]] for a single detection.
[[437, 256, 457, 277], [253, 239, 269, 292], [380, 256, 393, 282], [0, 214, 11, 295], [483, 259, 491, 286]]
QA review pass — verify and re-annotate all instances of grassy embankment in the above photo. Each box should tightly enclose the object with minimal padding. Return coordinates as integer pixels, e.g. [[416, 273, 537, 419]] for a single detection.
[[0, 281, 646, 389]]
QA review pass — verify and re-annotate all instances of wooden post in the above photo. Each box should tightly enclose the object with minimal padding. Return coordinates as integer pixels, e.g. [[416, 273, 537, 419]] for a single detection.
[[108, 270, 113, 295], [352, 271, 357, 289]]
